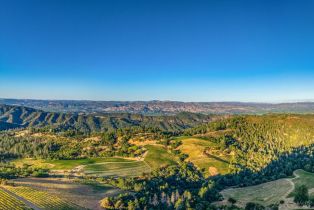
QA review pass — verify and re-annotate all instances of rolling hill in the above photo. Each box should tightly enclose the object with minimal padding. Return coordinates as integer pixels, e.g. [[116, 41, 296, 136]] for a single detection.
[[0, 104, 214, 132]]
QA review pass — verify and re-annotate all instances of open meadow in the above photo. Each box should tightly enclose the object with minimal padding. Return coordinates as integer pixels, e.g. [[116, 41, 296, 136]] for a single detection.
[[293, 169, 314, 190]]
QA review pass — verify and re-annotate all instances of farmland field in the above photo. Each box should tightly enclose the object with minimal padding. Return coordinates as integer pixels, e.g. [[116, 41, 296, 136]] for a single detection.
[[12, 157, 151, 177], [12, 177, 123, 210], [12, 157, 131, 170], [3, 185, 83, 210], [144, 145, 178, 170], [83, 161, 151, 177], [0, 188, 31, 210], [177, 137, 231, 176], [221, 178, 293, 207], [220, 170, 314, 209]]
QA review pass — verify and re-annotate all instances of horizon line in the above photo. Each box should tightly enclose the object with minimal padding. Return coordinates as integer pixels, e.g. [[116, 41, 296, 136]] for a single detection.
[[1, 97, 314, 105]]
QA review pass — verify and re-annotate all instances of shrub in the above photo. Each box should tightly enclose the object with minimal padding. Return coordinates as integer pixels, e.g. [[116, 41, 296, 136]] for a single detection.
[[294, 185, 309, 205], [245, 202, 265, 210]]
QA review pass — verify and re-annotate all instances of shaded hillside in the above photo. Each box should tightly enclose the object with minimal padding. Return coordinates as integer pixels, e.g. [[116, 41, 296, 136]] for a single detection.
[[0, 104, 213, 132]]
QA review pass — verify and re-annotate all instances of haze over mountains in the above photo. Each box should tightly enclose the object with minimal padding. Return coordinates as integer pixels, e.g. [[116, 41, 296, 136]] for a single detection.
[[1, 98, 314, 115]]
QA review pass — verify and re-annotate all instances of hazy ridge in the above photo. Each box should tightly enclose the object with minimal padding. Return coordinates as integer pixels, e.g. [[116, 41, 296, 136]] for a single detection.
[[2, 98, 314, 115]]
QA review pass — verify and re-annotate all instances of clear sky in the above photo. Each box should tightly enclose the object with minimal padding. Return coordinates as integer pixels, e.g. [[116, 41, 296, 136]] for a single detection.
[[1, 0, 314, 102]]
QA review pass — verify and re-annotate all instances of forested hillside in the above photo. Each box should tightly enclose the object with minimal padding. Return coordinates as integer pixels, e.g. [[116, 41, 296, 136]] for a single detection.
[[0, 104, 213, 133], [102, 115, 314, 209], [3, 106, 314, 209], [185, 114, 314, 172]]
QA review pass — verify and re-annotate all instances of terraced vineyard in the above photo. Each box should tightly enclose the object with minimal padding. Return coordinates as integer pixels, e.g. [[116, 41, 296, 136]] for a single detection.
[[0, 188, 31, 210], [3, 186, 83, 210]]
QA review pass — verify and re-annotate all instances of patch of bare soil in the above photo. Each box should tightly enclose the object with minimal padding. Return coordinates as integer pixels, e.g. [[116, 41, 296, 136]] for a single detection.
[[208, 167, 219, 176], [128, 139, 157, 146], [83, 137, 101, 142], [14, 130, 30, 137]]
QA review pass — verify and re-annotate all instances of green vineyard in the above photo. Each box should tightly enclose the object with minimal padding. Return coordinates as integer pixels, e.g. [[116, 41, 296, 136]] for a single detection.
[[3, 186, 83, 210], [83, 161, 151, 177], [0, 188, 30, 210]]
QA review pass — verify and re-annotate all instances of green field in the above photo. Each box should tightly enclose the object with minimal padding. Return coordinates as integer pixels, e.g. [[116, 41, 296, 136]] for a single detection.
[[144, 145, 178, 170], [221, 178, 293, 207], [0, 188, 31, 210], [47, 157, 132, 170], [293, 169, 314, 189], [12, 157, 131, 170], [83, 161, 151, 177], [177, 137, 231, 176], [12, 157, 151, 177], [3, 186, 82, 210], [220, 170, 314, 208]]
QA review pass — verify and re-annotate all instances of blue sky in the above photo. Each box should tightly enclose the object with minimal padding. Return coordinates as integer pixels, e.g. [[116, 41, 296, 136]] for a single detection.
[[1, 0, 314, 102]]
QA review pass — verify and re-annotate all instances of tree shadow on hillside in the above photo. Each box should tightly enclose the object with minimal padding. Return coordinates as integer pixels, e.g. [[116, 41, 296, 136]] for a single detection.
[[213, 144, 314, 189]]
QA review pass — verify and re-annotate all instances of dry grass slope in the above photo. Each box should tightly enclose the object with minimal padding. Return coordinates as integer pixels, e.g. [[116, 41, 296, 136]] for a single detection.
[[177, 137, 231, 176]]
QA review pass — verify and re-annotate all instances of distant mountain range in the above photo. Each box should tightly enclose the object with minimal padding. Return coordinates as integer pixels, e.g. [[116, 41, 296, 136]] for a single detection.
[[1, 98, 314, 115], [0, 104, 214, 132]]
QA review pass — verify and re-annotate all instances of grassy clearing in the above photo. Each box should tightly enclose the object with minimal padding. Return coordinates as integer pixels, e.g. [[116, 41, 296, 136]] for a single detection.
[[0, 188, 31, 210], [144, 145, 178, 170], [293, 169, 314, 189], [177, 137, 231, 176], [221, 179, 293, 207], [3, 186, 82, 210]]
